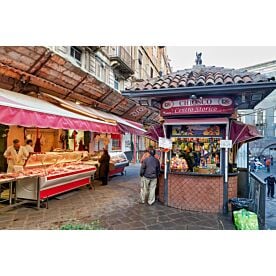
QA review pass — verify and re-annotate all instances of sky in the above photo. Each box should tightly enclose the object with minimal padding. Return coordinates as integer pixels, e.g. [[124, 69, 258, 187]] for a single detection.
[[167, 46, 276, 72]]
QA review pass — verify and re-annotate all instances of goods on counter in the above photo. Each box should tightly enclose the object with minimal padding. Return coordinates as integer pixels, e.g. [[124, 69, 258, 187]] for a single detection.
[[0, 173, 16, 179], [110, 156, 127, 164], [170, 157, 188, 172]]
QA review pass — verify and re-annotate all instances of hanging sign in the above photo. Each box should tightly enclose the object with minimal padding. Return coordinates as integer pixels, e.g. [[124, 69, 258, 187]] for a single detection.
[[161, 96, 234, 116], [159, 137, 172, 149]]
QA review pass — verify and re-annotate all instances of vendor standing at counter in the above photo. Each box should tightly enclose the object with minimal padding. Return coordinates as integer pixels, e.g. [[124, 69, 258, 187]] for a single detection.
[[99, 149, 110, 186], [25, 139, 34, 154], [4, 139, 29, 173]]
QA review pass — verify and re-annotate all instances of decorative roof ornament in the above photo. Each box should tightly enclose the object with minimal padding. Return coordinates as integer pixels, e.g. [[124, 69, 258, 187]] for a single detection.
[[195, 52, 202, 65]]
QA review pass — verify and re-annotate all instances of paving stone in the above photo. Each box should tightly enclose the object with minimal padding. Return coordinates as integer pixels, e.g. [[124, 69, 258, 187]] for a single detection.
[[146, 224, 165, 230], [0, 164, 235, 230], [156, 215, 172, 223], [187, 224, 217, 230], [140, 217, 158, 226], [159, 221, 178, 229]]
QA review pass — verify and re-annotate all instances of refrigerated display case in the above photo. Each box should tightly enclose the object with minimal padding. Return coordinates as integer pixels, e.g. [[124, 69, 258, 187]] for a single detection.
[[109, 151, 129, 176], [16, 151, 96, 204], [84, 151, 129, 177]]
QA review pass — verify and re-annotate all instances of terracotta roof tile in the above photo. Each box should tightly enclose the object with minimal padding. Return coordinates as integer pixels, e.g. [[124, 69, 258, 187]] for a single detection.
[[215, 76, 224, 85], [243, 76, 252, 83], [233, 75, 244, 83], [126, 65, 274, 91]]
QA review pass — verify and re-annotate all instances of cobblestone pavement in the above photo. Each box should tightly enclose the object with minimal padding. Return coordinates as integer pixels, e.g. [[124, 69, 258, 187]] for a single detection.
[[0, 164, 234, 230], [254, 163, 276, 230]]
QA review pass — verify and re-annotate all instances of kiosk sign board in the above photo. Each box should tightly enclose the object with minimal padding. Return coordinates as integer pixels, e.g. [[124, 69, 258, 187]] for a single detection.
[[161, 96, 234, 116]]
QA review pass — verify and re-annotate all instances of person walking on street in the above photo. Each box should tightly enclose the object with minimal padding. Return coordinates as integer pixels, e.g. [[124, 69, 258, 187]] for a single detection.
[[140, 149, 160, 205], [99, 148, 110, 186], [264, 174, 276, 199], [266, 158, 271, 173], [271, 156, 273, 166]]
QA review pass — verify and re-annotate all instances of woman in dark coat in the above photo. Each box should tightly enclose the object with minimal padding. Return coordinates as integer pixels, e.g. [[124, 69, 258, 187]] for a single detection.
[[99, 149, 110, 185]]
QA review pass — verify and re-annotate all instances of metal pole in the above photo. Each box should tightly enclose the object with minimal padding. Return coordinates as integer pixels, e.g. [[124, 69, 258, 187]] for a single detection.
[[37, 177, 40, 209], [163, 124, 169, 205], [164, 151, 168, 205], [246, 143, 250, 197]]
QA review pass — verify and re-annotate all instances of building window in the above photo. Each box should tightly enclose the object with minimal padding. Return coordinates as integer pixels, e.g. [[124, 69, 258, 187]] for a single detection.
[[70, 46, 82, 64], [114, 76, 120, 90], [255, 110, 266, 126], [111, 134, 121, 151], [95, 58, 108, 83]]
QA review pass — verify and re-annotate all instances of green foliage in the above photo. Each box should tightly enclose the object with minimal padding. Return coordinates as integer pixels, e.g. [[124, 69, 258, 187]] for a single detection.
[[60, 220, 104, 230]]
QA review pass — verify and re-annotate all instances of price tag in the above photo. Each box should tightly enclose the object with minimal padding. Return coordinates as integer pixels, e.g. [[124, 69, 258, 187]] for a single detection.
[[159, 137, 172, 149], [220, 139, 232, 148]]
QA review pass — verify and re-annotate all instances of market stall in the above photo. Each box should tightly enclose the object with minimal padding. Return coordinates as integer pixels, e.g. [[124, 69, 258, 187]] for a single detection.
[[0, 88, 120, 207], [123, 60, 276, 213], [159, 101, 238, 213]]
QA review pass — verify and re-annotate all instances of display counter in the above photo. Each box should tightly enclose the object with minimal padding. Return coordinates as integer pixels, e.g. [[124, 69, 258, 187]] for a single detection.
[[15, 151, 96, 204], [87, 151, 129, 177]]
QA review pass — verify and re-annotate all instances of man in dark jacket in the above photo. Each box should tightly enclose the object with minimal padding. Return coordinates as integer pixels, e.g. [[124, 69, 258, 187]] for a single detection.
[[140, 149, 160, 205], [264, 174, 276, 198]]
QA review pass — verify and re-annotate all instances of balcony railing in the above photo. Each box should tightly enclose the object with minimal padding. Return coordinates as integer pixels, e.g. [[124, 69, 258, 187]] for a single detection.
[[110, 47, 134, 78]]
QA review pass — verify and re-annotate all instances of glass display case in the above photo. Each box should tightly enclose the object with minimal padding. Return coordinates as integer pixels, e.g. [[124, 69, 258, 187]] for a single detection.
[[16, 151, 96, 203], [84, 151, 129, 177], [109, 151, 129, 176]]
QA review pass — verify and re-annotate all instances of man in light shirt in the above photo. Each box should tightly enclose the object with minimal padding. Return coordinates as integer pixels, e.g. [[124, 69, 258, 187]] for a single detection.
[[4, 139, 29, 173], [25, 139, 34, 154]]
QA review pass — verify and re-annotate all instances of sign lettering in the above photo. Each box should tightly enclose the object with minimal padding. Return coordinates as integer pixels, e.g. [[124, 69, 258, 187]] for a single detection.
[[161, 97, 234, 116]]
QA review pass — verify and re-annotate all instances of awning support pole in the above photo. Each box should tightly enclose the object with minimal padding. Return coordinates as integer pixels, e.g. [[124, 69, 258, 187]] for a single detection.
[[163, 124, 169, 205]]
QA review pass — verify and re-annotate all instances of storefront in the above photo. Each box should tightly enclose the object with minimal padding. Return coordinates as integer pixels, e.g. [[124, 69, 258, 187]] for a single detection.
[[123, 62, 276, 213]]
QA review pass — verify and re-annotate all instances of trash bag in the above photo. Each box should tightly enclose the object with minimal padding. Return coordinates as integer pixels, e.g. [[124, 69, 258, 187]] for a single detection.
[[229, 197, 254, 211], [233, 208, 259, 230]]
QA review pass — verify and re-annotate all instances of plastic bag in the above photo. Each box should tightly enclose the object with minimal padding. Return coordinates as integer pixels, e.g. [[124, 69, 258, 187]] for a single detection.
[[233, 208, 259, 230], [229, 197, 254, 210]]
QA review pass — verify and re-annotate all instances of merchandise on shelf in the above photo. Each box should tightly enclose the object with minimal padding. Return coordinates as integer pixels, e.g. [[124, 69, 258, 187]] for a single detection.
[[170, 137, 221, 174]]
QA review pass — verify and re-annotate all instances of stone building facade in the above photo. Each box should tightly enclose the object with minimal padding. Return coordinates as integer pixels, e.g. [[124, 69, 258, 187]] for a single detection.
[[240, 60, 276, 158], [49, 46, 171, 92]]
